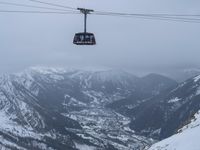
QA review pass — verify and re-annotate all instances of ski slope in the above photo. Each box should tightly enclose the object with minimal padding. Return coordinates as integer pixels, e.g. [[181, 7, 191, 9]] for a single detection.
[[149, 110, 200, 150]]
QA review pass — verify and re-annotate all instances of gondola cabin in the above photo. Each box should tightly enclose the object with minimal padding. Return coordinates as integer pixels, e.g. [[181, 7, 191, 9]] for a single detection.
[[73, 32, 96, 45]]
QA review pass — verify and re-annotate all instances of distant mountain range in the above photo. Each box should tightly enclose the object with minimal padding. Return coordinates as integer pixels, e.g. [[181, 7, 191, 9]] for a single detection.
[[164, 68, 200, 82], [0, 67, 199, 150]]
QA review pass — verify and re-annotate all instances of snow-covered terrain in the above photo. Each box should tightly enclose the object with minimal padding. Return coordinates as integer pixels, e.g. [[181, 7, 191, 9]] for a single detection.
[[149, 110, 200, 150], [0, 67, 157, 150], [1, 67, 199, 150]]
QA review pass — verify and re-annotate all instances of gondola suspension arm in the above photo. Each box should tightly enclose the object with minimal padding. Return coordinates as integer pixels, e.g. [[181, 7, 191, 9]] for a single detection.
[[77, 8, 94, 33]]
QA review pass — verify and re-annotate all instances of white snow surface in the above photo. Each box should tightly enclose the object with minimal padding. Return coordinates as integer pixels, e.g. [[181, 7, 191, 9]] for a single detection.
[[0, 110, 41, 139], [149, 110, 200, 150], [194, 75, 200, 82], [168, 97, 181, 103], [75, 143, 96, 150]]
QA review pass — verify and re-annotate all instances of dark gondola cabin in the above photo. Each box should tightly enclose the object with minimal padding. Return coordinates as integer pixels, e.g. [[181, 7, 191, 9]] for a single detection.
[[73, 32, 96, 45]]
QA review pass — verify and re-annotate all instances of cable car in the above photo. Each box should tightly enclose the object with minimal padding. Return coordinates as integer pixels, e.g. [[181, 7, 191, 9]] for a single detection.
[[73, 8, 96, 45], [73, 32, 96, 45]]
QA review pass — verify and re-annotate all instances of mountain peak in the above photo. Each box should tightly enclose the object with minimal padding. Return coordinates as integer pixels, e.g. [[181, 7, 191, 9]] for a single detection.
[[142, 73, 176, 81]]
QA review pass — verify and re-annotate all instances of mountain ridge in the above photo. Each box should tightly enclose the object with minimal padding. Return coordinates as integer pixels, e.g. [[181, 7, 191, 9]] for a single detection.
[[0, 67, 198, 150], [0, 67, 153, 150]]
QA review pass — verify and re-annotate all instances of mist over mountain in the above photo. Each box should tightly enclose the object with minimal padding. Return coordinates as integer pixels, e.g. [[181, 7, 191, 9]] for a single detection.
[[162, 68, 200, 82]]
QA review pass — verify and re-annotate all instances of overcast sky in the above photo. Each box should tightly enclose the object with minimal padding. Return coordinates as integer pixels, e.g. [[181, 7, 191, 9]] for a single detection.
[[0, 0, 200, 74]]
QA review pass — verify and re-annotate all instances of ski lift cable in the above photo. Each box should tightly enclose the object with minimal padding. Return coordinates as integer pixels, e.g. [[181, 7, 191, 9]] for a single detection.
[[0, 9, 200, 23], [0, 9, 199, 23], [29, 0, 77, 11], [91, 12, 200, 22], [0, 10, 80, 14], [91, 13, 200, 23], [27, 0, 200, 18], [91, 11, 200, 20], [91, 11, 200, 23], [0, 1, 77, 12], [92, 10, 200, 17], [0, 1, 200, 23]]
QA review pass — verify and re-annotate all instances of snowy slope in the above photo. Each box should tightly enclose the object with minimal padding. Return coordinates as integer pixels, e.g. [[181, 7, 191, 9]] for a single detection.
[[149, 110, 200, 150]]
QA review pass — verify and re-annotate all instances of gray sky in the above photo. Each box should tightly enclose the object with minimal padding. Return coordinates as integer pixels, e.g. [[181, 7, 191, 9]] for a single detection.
[[0, 0, 200, 74]]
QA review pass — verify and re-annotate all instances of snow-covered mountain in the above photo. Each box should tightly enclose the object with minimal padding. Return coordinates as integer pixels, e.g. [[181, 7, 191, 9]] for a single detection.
[[107, 74, 178, 136], [0, 68, 84, 150], [149, 110, 200, 150], [120, 74, 200, 140], [2, 67, 199, 150], [0, 67, 156, 150]]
